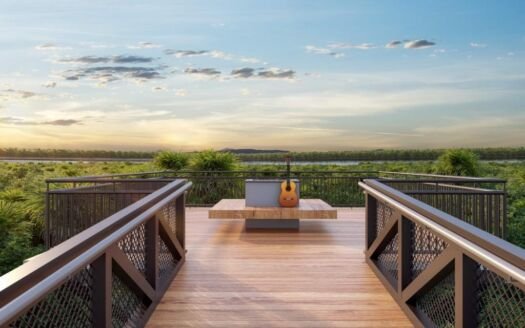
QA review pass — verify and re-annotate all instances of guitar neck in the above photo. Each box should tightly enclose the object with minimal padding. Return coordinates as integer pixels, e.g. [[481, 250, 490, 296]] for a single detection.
[[286, 158, 291, 186]]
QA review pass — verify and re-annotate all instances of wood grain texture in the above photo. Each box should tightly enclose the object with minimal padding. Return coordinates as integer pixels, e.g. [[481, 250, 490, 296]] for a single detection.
[[209, 199, 337, 220], [146, 208, 412, 327]]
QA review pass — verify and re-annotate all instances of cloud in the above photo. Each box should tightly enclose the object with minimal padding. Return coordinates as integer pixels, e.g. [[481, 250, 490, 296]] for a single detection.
[[152, 86, 167, 92], [128, 42, 161, 49], [60, 56, 110, 64], [470, 42, 487, 48], [62, 66, 164, 84], [113, 55, 155, 63], [43, 81, 57, 88], [59, 55, 155, 64], [184, 68, 221, 76], [328, 42, 375, 50], [386, 39, 437, 49], [305, 45, 344, 58], [258, 68, 295, 79], [231, 67, 295, 80], [305, 45, 332, 54], [231, 67, 295, 79], [404, 40, 436, 49], [231, 67, 255, 78], [240, 57, 261, 64], [164, 49, 209, 57], [209, 50, 233, 60], [36, 107, 172, 122], [175, 89, 187, 97], [385, 40, 402, 48], [35, 43, 70, 51], [0, 116, 81, 126], [0, 89, 38, 101], [165, 48, 263, 64], [45, 119, 82, 126]]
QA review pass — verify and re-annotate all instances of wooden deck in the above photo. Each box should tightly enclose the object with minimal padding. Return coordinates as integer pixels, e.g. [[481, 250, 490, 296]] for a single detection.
[[147, 207, 411, 327]]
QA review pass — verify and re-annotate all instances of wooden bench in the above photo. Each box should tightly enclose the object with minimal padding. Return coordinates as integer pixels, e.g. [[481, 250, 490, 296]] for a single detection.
[[209, 199, 337, 229]]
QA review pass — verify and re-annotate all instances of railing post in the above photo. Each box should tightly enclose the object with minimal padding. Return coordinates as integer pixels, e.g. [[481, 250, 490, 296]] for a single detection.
[[365, 193, 377, 249], [455, 254, 477, 328], [92, 252, 112, 328], [145, 215, 159, 290], [45, 183, 50, 249], [399, 216, 412, 292], [502, 187, 507, 239], [175, 192, 186, 250]]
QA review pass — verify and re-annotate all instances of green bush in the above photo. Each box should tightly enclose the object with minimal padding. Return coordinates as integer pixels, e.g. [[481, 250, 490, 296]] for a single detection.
[[434, 149, 480, 176], [190, 150, 238, 171], [0, 201, 43, 274], [154, 151, 189, 171]]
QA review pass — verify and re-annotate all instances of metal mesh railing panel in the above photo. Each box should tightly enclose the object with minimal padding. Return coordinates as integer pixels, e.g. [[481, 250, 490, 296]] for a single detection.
[[158, 200, 177, 234], [111, 272, 148, 328], [159, 237, 178, 282], [414, 270, 455, 328], [476, 265, 525, 327], [376, 232, 399, 285], [410, 221, 449, 281], [117, 223, 146, 276], [10, 266, 93, 328], [376, 201, 393, 240]]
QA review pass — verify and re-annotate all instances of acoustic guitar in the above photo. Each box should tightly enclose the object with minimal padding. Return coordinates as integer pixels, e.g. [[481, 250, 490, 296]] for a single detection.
[[279, 156, 299, 207]]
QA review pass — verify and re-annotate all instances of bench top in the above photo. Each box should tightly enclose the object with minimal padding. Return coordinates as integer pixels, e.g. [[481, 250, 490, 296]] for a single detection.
[[209, 199, 337, 219]]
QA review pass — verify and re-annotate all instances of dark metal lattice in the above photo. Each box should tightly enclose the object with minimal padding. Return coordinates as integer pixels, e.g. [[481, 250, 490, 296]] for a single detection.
[[476, 265, 525, 327], [376, 232, 399, 285], [111, 272, 149, 328], [118, 224, 146, 276], [159, 200, 177, 234], [410, 221, 449, 281], [376, 201, 393, 239], [159, 237, 178, 282], [10, 266, 93, 328], [414, 270, 455, 328]]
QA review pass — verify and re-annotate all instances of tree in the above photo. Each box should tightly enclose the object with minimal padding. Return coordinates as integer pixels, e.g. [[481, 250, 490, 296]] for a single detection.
[[153, 151, 189, 171], [434, 149, 479, 176]]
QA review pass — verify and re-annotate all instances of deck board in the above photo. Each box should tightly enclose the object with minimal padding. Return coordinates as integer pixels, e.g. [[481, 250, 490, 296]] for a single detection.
[[147, 208, 411, 327]]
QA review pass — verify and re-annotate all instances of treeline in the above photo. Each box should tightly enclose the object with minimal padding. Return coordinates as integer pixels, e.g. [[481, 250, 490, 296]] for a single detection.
[[1, 147, 525, 162], [239, 147, 525, 162], [0, 148, 155, 159]]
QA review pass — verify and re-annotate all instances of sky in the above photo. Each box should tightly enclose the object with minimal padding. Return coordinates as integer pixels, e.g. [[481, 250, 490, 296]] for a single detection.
[[0, 0, 524, 151]]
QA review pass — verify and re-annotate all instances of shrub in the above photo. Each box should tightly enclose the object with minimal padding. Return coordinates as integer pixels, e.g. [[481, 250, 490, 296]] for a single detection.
[[0, 201, 43, 274], [154, 151, 190, 171], [434, 149, 479, 176], [0, 189, 28, 202], [190, 149, 238, 171]]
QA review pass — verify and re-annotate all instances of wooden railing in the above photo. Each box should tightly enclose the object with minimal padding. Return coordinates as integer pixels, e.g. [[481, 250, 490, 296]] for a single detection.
[[359, 179, 524, 327], [0, 179, 192, 327]]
